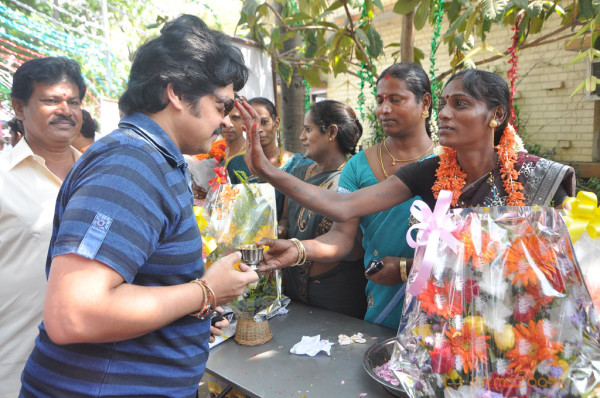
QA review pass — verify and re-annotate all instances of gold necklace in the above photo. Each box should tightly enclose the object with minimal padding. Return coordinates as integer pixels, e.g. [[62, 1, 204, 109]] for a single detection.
[[383, 140, 434, 165], [278, 148, 283, 168], [377, 142, 390, 178]]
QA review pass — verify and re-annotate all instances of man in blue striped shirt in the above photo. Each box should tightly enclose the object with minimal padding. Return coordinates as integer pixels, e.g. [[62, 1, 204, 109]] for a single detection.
[[20, 15, 258, 397]]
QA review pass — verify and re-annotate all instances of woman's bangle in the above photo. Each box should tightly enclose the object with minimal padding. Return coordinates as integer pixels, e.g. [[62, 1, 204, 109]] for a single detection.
[[289, 238, 307, 267], [399, 257, 408, 283]]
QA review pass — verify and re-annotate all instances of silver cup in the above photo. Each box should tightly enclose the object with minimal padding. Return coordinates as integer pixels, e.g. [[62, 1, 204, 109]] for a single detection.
[[238, 244, 264, 270]]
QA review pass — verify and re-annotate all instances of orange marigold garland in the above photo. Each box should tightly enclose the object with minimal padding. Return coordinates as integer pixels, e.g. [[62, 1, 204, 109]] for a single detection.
[[194, 138, 227, 162], [432, 146, 467, 207], [432, 124, 525, 207], [496, 124, 525, 206]]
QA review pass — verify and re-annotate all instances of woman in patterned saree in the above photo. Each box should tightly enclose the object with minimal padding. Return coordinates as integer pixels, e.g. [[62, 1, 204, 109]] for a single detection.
[[238, 69, 574, 269], [280, 100, 366, 318]]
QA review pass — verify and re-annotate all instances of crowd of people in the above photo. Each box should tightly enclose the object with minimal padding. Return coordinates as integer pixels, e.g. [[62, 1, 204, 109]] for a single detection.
[[0, 12, 577, 398]]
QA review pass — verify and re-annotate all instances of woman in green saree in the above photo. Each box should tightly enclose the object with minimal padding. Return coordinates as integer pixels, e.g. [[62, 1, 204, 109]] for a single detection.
[[279, 100, 367, 318]]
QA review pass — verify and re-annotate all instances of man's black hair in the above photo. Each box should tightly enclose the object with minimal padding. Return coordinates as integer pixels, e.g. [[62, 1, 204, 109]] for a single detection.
[[119, 14, 248, 115], [80, 110, 97, 139], [11, 57, 86, 105]]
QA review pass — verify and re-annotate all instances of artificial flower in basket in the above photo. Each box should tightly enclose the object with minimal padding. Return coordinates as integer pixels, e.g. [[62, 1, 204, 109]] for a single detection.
[[389, 191, 600, 398], [199, 171, 283, 321]]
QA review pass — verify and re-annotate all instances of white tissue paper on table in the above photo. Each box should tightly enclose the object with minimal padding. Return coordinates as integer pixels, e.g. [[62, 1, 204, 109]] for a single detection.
[[290, 335, 333, 356], [338, 333, 367, 345]]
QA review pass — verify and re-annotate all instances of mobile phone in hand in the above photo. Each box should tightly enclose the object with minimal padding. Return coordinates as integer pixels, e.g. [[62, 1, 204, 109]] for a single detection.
[[211, 311, 233, 326], [365, 259, 383, 276]]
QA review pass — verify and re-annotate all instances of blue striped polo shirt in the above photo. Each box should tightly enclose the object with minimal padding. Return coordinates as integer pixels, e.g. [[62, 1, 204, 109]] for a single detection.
[[20, 113, 209, 398]]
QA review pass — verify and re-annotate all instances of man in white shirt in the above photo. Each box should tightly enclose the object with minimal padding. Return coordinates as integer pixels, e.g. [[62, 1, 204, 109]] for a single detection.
[[0, 57, 84, 397]]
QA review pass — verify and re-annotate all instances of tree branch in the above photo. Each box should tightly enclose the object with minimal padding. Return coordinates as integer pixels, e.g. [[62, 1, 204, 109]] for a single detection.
[[436, 21, 582, 81], [340, 0, 373, 71], [264, 2, 287, 28], [276, 56, 362, 78], [284, 25, 337, 33]]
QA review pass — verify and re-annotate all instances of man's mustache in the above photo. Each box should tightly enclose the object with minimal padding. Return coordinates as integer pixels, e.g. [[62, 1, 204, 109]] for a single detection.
[[49, 115, 76, 126]]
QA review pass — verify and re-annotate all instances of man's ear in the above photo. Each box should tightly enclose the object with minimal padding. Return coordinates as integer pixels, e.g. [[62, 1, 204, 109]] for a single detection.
[[165, 83, 185, 112], [11, 98, 25, 120]]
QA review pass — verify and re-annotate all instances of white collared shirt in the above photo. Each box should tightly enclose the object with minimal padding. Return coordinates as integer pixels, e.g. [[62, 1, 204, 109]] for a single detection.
[[0, 138, 80, 397]]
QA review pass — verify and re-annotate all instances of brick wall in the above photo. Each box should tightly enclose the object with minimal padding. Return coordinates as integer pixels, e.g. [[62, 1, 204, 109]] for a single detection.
[[326, 11, 598, 162]]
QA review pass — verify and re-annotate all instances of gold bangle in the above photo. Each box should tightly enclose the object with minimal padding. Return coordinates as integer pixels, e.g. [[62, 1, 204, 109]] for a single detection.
[[399, 257, 408, 283], [289, 238, 307, 266]]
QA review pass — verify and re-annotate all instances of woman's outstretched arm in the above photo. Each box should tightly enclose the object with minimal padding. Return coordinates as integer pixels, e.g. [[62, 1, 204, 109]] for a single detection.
[[237, 101, 412, 222]]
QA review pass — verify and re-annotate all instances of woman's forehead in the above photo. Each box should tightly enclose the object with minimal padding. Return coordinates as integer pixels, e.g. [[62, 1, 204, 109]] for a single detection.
[[376, 76, 410, 94], [251, 104, 271, 118]]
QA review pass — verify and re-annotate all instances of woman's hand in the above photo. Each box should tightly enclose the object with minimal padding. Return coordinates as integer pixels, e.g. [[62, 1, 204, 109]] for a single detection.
[[235, 100, 273, 178], [256, 238, 299, 272], [209, 306, 229, 343]]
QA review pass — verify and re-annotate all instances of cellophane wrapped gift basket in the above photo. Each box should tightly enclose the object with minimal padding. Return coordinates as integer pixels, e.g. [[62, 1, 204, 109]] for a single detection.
[[563, 192, 600, 326], [197, 174, 283, 346], [389, 191, 600, 398]]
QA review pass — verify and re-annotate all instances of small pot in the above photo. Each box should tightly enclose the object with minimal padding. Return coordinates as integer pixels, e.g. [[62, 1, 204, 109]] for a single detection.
[[238, 244, 264, 269]]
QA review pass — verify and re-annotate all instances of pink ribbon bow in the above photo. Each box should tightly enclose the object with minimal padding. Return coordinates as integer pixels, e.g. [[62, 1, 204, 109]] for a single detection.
[[406, 190, 460, 296]]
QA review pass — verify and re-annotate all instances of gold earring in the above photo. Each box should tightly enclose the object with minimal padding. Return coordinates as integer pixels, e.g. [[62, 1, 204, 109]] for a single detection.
[[421, 110, 429, 118], [489, 119, 498, 128], [329, 137, 333, 142]]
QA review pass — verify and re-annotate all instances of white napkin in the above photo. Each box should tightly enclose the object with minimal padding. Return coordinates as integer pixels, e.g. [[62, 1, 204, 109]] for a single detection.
[[338, 332, 367, 345], [290, 335, 333, 356]]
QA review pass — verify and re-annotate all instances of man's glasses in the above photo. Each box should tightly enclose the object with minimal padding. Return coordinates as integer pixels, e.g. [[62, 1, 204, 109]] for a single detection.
[[211, 93, 235, 117]]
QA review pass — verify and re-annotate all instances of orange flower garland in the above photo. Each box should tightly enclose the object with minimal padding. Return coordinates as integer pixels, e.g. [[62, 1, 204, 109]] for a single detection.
[[496, 124, 525, 206], [194, 138, 227, 162], [432, 124, 525, 207], [432, 147, 467, 207]]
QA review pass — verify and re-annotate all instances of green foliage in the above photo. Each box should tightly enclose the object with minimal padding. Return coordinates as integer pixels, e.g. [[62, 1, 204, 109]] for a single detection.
[[361, 104, 385, 148], [576, 176, 600, 197], [392, 0, 574, 77], [237, 0, 384, 87], [232, 272, 279, 315]]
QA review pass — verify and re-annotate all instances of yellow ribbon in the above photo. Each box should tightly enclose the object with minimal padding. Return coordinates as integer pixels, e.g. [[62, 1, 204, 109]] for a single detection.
[[562, 191, 600, 242], [194, 206, 217, 256]]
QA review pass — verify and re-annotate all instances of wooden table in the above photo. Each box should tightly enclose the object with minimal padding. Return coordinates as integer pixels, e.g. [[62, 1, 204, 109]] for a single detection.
[[205, 302, 397, 397]]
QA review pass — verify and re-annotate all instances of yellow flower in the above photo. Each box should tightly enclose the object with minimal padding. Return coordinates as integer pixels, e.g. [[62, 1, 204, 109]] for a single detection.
[[494, 324, 515, 351], [464, 316, 486, 335], [413, 324, 433, 339], [556, 359, 570, 380], [448, 369, 460, 380]]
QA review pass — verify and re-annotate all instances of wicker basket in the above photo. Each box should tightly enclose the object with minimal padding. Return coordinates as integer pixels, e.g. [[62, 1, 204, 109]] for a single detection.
[[234, 315, 272, 346]]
